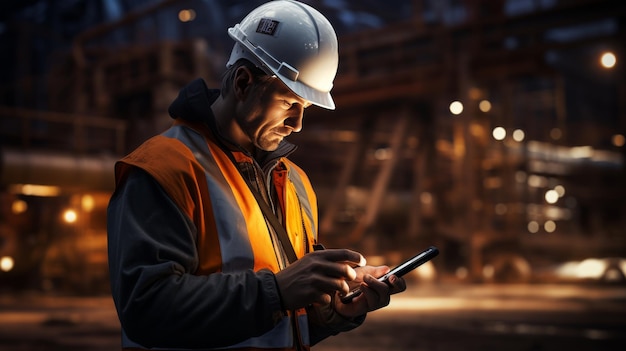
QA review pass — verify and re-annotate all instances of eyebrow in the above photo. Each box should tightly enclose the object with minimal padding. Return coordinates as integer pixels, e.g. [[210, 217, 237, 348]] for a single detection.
[[266, 74, 312, 108], [275, 81, 311, 108], [292, 99, 311, 109], [289, 91, 311, 108]]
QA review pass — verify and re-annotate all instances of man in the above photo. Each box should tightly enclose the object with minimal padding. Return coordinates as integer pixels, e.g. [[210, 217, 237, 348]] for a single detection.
[[107, 1, 406, 350]]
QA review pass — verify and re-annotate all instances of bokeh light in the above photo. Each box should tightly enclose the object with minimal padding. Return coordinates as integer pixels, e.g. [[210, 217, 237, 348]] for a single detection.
[[545, 189, 559, 204], [512, 129, 525, 142], [544, 220, 556, 233], [612, 134, 625, 147], [600, 51, 616, 69], [449, 101, 464, 115], [178, 9, 196, 22], [492, 126, 506, 140], [0, 257, 14, 272], [63, 209, 78, 224], [554, 185, 565, 197], [478, 100, 492, 112], [11, 199, 28, 214]]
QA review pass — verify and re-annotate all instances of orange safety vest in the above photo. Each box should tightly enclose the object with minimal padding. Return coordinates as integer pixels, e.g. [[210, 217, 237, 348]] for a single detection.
[[115, 120, 318, 350]]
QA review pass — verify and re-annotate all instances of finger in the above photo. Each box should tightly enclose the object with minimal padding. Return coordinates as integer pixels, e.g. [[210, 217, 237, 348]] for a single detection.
[[386, 275, 407, 294], [364, 274, 391, 297], [319, 275, 351, 295], [314, 260, 358, 281], [315, 249, 366, 267], [310, 274, 352, 295], [355, 265, 390, 280], [364, 273, 389, 289], [340, 279, 350, 295], [315, 293, 332, 305], [363, 274, 391, 306], [343, 265, 357, 281]]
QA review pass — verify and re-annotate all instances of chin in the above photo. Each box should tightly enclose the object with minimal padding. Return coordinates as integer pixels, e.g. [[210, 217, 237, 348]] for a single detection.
[[263, 145, 280, 152], [257, 137, 282, 151], [256, 142, 280, 152]]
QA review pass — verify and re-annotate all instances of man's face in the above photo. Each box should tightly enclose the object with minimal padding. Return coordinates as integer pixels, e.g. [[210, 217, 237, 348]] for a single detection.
[[236, 77, 311, 152]]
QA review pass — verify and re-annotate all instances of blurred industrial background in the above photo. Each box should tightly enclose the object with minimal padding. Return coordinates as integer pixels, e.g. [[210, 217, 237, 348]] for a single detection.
[[0, 0, 625, 350]]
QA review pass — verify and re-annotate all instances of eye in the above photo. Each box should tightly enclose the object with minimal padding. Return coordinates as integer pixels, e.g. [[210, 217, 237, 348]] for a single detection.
[[282, 100, 293, 109]]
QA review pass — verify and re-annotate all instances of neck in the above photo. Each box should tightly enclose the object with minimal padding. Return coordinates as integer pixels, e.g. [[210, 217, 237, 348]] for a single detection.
[[211, 95, 254, 153]]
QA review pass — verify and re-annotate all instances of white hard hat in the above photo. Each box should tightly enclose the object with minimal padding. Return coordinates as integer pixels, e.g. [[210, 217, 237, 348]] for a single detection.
[[226, 0, 339, 110]]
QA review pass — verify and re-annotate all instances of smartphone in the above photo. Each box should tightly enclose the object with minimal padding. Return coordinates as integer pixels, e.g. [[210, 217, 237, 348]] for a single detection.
[[340, 245, 439, 303]]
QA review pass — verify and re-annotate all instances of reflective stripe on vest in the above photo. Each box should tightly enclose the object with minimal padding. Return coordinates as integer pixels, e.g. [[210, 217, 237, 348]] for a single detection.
[[163, 125, 264, 273]]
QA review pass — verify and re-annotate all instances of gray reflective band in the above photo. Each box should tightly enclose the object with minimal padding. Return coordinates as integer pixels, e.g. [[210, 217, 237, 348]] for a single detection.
[[288, 166, 317, 239], [163, 126, 256, 272]]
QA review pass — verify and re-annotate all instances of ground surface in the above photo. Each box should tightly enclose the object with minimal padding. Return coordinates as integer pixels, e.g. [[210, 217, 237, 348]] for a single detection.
[[1, 283, 625, 350]]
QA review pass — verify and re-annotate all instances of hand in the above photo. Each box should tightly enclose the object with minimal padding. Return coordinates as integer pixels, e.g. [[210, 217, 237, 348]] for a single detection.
[[274, 249, 366, 310], [332, 265, 406, 318]]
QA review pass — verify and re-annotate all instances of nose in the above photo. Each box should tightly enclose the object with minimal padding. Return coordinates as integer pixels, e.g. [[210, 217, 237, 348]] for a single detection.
[[284, 105, 305, 132]]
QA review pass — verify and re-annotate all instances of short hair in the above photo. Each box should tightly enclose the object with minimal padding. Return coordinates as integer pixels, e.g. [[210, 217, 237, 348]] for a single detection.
[[220, 59, 274, 98]]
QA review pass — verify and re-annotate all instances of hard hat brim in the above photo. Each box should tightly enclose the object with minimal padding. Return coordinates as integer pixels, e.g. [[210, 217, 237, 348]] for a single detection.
[[227, 30, 336, 110]]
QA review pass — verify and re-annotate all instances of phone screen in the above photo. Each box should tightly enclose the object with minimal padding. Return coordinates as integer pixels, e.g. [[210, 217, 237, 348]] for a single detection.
[[340, 246, 439, 303]]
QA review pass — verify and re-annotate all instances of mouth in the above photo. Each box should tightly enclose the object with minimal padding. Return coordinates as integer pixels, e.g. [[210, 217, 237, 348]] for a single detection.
[[273, 129, 291, 138]]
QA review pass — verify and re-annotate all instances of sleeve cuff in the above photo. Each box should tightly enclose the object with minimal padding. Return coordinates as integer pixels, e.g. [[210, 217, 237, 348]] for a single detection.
[[260, 269, 287, 325], [309, 296, 366, 334]]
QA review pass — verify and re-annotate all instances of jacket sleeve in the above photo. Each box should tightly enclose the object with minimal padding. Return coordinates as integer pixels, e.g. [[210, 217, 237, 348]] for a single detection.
[[107, 168, 285, 349], [306, 297, 366, 345]]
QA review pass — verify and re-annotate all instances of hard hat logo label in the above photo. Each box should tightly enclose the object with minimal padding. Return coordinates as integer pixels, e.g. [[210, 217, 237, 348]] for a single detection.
[[256, 18, 280, 36]]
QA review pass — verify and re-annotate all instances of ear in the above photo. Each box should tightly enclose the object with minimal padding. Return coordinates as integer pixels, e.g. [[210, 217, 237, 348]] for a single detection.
[[233, 66, 254, 101]]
